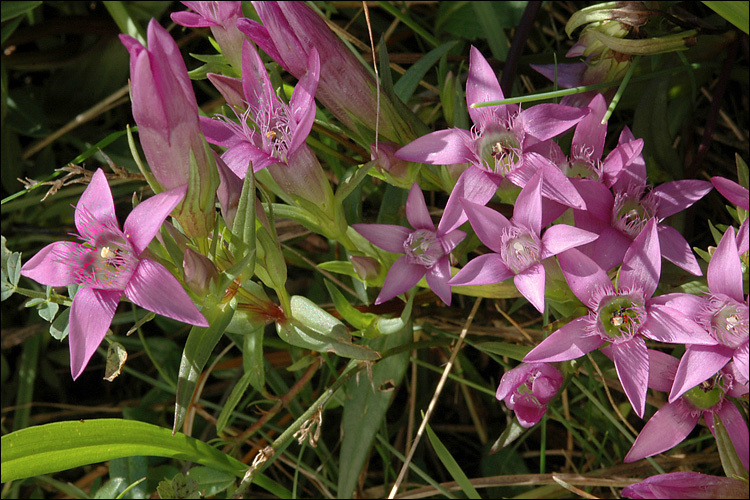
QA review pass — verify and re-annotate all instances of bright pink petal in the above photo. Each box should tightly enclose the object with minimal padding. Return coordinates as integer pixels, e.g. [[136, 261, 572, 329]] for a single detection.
[[76, 169, 118, 240], [541, 225, 598, 259], [579, 226, 631, 272], [518, 103, 588, 142], [171, 11, 214, 28], [21, 241, 88, 287], [222, 141, 273, 177], [352, 224, 410, 254], [124, 184, 187, 256], [603, 337, 649, 417], [612, 127, 647, 193], [619, 219, 660, 298], [734, 343, 749, 386], [289, 48, 320, 153], [466, 46, 506, 126], [558, 248, 614, 309], [737, 219, 748, 255], [513, 170, 542, 234], [642, 304, 717, 345], [69, 286, 121, 380], [601, 138, 644, 188], [524, 317, 604, 362], [241, 40, 276, 114], [647, 349, 679, 392], [514, 263, 545, 313], [669, 345, 733, 402], [448, 253, 513, 286], [539, 157, 586, 209], [530, 62, 587, 89], [657, 224, 702, 276], [712, 176, 749, 210], [461, 199, 510, 253], [708, 228, 743, 301], [406, 183, 434, 231], [124, 259, 208, 327], [571, 178, 613, 223], [236, 19, 285, 69], [426, 256, 452, 305], [207, 73, 245, 111], [648, 292, 707, 318], [438, 165, 502, 234], [624, 399, 700, 462], [200, 116, 243, 148], [707, 403, 750, 471], [572, 93, 607, 159], [375, 256, 425, 305], [651, 180, 713, 219], [395, 128, 475, 165]]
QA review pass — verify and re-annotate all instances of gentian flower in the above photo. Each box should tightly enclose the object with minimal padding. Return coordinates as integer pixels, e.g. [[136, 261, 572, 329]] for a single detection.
[[352, 183, 466, 305], [712, 175, 750, 211], [524, 219, 717, 417], [120, 20, 218, 238], [624, 350, 748, 470], [171, 1, 244, 69], [621, 471, 749, 499], [496, 362, 563, 428], [448, 171, 598, 312], [396, 46, 588, 233], [666, 227, 749, 399], [20, 169, 209, 380]]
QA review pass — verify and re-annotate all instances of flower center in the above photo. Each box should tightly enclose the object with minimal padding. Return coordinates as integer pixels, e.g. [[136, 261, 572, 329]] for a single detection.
[[499, 225, 541, 274], [564, 144, 601, 179], [611, 191, 657, 239], [77, 236, 137, 290], [403, 229, 444, 268], [475, 127, 521, 176], [256, 101, 293, 163], [699, 294, 749, 349], [683, 376, 725, 410], [596, 294, 645, 341]]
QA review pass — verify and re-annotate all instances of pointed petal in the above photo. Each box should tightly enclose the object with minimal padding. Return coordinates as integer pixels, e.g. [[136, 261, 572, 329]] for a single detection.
[[539, 157, 586, 209], [222, 141, 272, 177], [69, 286, 121, 380], [601, 138, 643, 188], [708, 403, 750, 472], [395, 129, 475, 165], [524, 317, 604, 362], [712, 176, 750, 210], [171, 11, 214, 28], [448, 253, 513, 286], [647, 349, 679, 392], [236, 19, 285, 69], [21, 241, 87, 287], [124, 185, 187, 256], [652, 180, 713, 219], [289, 49, 320, 153], [426, 257, 452, 305], [513, 170, 543, 234], [624, 400, 700, 462], [603, 337, 649, 418], [518, 103, 588, 142], [352, 224, 410, 254], [558, 248, 615, 309], [612, 126, 647, 193], [530, 62, 587, 89], [642, 304, 717, 345], [572, 93, 607, 159], [241, 39, 275, 111], [708, 228, 743, 301], [76, 169, 118, 239], [461, 199, 510, 253], [375, 256, 425, 305], [657, 224, 703, 276], [571, 178, 613, 223], [582, 226, 631, 272], [514, 263, 546, 313], [438, 165, 502, 234], [125, 259, 208, 326], [200, 116, 242, 148], [734, 343, 749, 386], [466, 46, 505, 125], [406, 183, 434, 230], [620, 219, 660, 297], [648, 292, 707, 318], [541, 225, 598, 259], [207, 73, 246, 112], [737, 219, 748, 255], [670, 345, 733, 402], [439, 229, 466, 253]]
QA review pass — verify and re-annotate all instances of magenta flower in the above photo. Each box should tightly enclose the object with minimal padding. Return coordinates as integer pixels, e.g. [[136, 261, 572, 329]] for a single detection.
[[352, 183, 466, 305], [524, 219, 716, 417], [712, 175, 749, 211], [396, 46, 588, 233], [624, 350, 748, 470], [20, 169, 208, 380], [448, 171, 598, 312], [171, 1, 244, 69], [666, 227, 749, 399], [120, 20, 216, 237], [496, 362, 563, 428], [621, 471, 748, 499]]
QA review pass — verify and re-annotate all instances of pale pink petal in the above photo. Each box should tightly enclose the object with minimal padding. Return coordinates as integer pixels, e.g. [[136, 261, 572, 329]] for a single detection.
[[734, 343, 749, 385], [737, 219, 748, 255], [375, 256, 425, 304], [572, 93, 607, 159], [603, 337, 649, 417], [513, 170, 542, 234], [624, 399, 700, 462], [448, 253, 513, 286], [406, 183, 434, 231], [460, 199, 510, 253], [352, 224, 410, 254], [426, 257, 452, 305], [124, 259, 208, 327], [438, 166, 502, 234], [541, 225, 599, 259], [395, 128, 475, 165], [651, 180, 713, 219], [439, 229, 466, 253], [124, 184, 187, 256], [514, 263, 545, 313], [69, 286, 121, 380], [619, 219, 660, 298], [21, 241, 88, 287], [171, 11, 213, 28], [708, 228, 743, 301], [648, 292, 707, 318], [707, 403, 750, 471], [622, 471, 747, 499], [558, 248, 614, 309], [75, 169, 118, 240], [712, 176, 749, 210], [600, 138, 644, 188], [579, 226, 631, 272], [222, 141, 273, 177], [612, 127, 647, 193], [524, 317, 604, 362], [657, 224, 703, 276], [642, 304, 717, 345], [647, 349, 679, 392], [466, 46, 506, 125], [518, 103, 588, 142], [670, 345, 733, 402]]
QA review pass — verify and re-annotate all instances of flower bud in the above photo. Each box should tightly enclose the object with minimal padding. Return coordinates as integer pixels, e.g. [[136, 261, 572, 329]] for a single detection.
[[183, 247, 218, 297], [350, 255, 381, 282], [496, 362, 563, 428]]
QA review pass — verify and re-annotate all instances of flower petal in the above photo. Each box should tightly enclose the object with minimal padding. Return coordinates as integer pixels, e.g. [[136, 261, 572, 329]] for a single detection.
[[438, 165, 502, 234], [707, 403, 750, 472], [647, 349, 679, 392], [712, 176, 749, 210], [514, 263, 545, 313], [461, 198, 510, 253], [448, 253, 513, 286], [69, 286, 121, 380], [124, 184, 187, 256], [76, 169, 118, 240], [642, 304, 717, 345], [21, 241, 87, 287], [426, 257, 452, 305], [124, 259, 208, 327], [708, 228, 743, 301], [572, 93, 607, 159], [518, 103, 588, 142], [466, 46, 506, 126], [670, 345, 733, 402], [352, 224, 410, 254], [524, 317, 604, 362], [603, 337, 649, 417], [513, 170, 542, 234], [395, 128, 475, 165], [624, 400, 700, 462], [241, 39, 276, 113], [236, 19, 285, 69], [406, 183, 435, 230], [541, 225, 598, 259], [289, 48, 320, 153], [651, 180, 713, 219], [619, 219, 660, 298], [375, 256, 425, 305], [657, 224, 703, 276], [558, 248, 614, 309]]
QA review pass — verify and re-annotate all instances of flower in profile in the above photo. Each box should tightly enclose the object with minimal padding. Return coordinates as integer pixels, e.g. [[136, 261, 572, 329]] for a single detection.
[[352, 183, 465, 305], [171, 1, 244, 69], [621, 471, 748, 499], [496, 362, 563, 428], [524, 219, 717, 417], [624, 350, 748, 470], [20, 169, 208, 380], [712, 175, 749, 211], [448, 171, 598, 312]]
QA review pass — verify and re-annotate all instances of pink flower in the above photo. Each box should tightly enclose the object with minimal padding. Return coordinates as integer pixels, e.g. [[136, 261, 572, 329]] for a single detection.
[[171, 1, 244, 69], [352, 183, 466, 305], [621, 471, 748, 499], [496, 362, 562, 428], [524, 219, 717, 417], [448, 171, 598, 312], [21, 169, 208, 380]]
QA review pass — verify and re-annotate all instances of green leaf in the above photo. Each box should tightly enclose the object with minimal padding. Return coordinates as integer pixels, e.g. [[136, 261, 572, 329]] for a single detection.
[[186, 466, 236, 497], [489, 419, 527, 454], [317, 260, 357, 278], [703, 1, 749, 34], [474, 342, 531, 362], [49, 307, 70, 340], [1, 1, 42, 22], [334, 161, 374, 205], [156, 473, 200, 500], [324, 279, 376, 331], [472, 2, 509, 61], [425, 420, 481, 499], [173, 301, 236, 434], [713, 411, 749, 481], [394, 41, 458, 102]]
